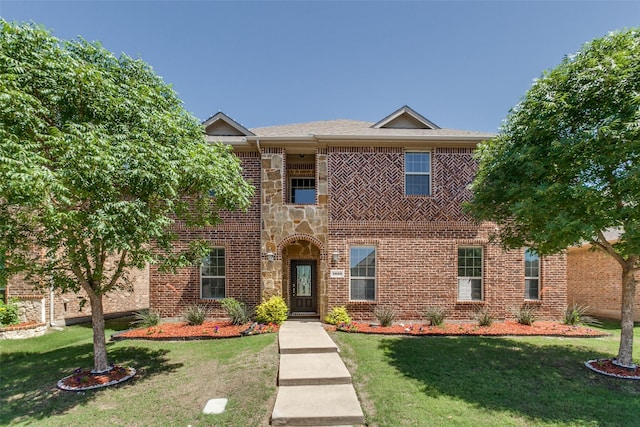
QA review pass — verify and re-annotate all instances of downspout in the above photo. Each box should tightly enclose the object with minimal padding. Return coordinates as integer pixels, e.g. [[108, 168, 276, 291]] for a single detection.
[[49, 284, 54, 326]]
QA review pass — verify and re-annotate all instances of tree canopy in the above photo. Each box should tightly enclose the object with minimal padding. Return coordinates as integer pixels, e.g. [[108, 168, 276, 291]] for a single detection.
[[467, 29, 640, 366], [0, 20, 253, 371]]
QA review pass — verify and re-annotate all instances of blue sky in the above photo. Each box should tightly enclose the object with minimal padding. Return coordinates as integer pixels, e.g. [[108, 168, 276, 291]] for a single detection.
[[1, 1, 639, 132]]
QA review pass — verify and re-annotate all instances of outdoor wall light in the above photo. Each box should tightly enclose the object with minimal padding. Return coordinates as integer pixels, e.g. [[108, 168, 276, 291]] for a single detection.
[[266, 252, 275, 262], [332, 251, 340, 263]]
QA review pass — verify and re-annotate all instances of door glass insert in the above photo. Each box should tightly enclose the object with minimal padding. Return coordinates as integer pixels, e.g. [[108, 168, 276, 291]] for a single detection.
[[296, 264, 312, 297]]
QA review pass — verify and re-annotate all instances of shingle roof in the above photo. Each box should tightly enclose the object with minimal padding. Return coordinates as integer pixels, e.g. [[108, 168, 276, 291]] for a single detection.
[[250, 119, 494, 139]]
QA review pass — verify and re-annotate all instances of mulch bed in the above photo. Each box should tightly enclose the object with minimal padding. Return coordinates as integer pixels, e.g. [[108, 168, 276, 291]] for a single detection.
[[327, 321, 608, 338], [57, 365, 136, 391], [112, 321, 279, 341]]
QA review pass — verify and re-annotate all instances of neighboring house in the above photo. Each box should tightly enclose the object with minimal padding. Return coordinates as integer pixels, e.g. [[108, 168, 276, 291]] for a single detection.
[[567, 232, 640, 321], [2, 261, 149, 326], [150, 106, 568, 322]]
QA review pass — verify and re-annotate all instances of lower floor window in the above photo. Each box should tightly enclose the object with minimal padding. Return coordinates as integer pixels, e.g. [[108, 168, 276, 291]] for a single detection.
[[525, 249, 540, 299], [350, 246, 376, 300], [458, 247, 483, 301], [201, 248, 225, 299]]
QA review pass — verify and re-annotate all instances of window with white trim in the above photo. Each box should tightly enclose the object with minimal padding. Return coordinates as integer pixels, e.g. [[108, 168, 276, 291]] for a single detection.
[[405, 152, 431, 196], [458, 247, 483, 301], [525, 249, 540, 300], [201, 248, 225, 299], [350, 246, 376, 301]]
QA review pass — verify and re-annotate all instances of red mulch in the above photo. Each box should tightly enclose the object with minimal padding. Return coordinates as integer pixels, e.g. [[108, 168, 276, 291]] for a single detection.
[[585, 359, 640, 379], [58, 365, 136, 391], [113, 321, 279, 341], [327, 321, 608, 338]]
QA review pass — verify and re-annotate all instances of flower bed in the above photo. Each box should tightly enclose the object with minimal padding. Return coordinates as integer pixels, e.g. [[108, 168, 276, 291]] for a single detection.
[[585, 359, 640, 380], [112, 321, 279, 341], [0, 322, 48, 339], [330, 321, 607, 338], [57, 365, 136, 391]]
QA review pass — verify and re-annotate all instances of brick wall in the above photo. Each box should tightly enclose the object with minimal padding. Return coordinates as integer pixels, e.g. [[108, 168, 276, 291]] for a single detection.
[[567, 246, 640, 320], [149, 151, 262, 318]]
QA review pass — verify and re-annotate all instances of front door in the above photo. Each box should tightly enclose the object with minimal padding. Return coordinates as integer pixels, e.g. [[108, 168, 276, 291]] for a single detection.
[[290, 260, 317, 313]]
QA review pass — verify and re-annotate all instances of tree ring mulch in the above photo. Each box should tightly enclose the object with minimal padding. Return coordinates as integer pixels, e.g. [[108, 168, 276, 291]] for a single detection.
[[585, 359, 640, 380], [57, 365, 136, 391]]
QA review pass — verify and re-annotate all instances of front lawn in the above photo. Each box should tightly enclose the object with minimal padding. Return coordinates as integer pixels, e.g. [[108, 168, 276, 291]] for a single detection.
[[0, 318, 278, 426], [333, 320, 640, 427]]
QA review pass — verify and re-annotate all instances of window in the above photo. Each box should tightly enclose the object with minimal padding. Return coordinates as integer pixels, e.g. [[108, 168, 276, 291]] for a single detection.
[[350, 246, 376, 300], [458, 247, 483, 301], [0, 251, 5, 303], [290, 178, 316, 204], [201, 248, 225, 299], [405, 152, 431, 196], [525, 249, 540, 299]]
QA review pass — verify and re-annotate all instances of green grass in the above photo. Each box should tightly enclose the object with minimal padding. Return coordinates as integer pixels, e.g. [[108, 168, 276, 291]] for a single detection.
[[334, 320, 640, 427], [0, 318, 278, 426]]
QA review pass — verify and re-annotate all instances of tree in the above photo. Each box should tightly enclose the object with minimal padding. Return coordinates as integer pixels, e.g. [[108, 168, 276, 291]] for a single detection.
[[467, 29, 640, 367], [0, 21, 254, 372]]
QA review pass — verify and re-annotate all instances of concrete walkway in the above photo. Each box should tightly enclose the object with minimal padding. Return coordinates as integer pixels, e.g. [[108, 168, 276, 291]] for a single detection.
[[271, 320, 365, 426]]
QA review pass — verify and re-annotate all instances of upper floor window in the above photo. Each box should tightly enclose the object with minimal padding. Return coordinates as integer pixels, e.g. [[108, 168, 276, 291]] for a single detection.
[[405, 152, 431, 196], [458, 247, 483, 301], [201, 248, 225, 299], [290, 178, 316, 204], [350, 246, 376, 301], [525, 249, 540, 300]]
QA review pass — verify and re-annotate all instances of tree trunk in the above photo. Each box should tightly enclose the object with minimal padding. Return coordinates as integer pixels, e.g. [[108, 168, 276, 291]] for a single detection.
[[88, 292, 109, 372], [616, 266, 637, 367]]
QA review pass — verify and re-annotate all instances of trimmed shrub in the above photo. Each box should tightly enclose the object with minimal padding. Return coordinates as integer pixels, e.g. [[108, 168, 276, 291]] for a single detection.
[[474, 306, 494, 327], [182, 304, 209, 326], [373, 305, 397, 327], [131, 309, 160, 328], [564, 304, 602, 327], [254, 296, 288, 325], [423, 306, 446, 327], [511, 304, 538, 325], [325, 306, 351, 325], [0, 298, 19, 327], [221, 298, 253, 325]]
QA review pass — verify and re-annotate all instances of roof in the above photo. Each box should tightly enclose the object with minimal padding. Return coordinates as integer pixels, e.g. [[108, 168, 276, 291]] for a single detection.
[[203, 105, 495, 144]]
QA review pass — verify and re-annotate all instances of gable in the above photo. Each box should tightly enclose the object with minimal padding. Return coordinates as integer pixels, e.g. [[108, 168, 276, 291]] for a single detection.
[[372, 105, 440, 130], [202, 111, 255, 136]]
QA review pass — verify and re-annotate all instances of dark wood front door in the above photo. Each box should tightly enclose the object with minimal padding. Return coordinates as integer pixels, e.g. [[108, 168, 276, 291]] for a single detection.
[[290, 260, 317, 313]]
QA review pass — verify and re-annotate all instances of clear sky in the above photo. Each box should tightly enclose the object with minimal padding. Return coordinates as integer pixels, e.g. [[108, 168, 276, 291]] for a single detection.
[[1, 1, 639, 133]]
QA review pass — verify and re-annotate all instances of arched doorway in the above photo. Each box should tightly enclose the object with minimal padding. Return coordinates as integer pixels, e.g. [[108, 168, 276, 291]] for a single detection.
[[280, 237, 324, 316]]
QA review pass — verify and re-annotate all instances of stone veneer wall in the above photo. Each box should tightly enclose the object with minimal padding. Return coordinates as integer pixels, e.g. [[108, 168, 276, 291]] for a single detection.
[[261, 148, 329, 316], [567, 246, 640, 321]]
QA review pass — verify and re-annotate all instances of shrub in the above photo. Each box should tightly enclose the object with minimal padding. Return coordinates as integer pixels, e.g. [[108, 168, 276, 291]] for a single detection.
[[423, 306, 446, 327], [564, 304, 602, 327], [511, 304, 538, 325], [131, 309, 160, 328], [221, 298, 253, 325], [373, 305, 397, 327], [182, 304, 209, 326], [0, 298, 20, 327], [254, 296, 288, 325], [324, 306, 351, 325], [474, 306, 494, 327]]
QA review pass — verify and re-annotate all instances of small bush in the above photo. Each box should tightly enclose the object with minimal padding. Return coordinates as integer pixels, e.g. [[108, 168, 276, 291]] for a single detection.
[[221, 298, 253, 325], [474, 306, 494, 327], [423, 306, 446, 327], [325, 306, 351, 325], [254, 296, 288, 325], [564, 304, 602, 327], [511, 304, 538, 325], [182, 304, 209, 326], [373, 305, 397, 327], [131, 309, 160, 328], [0, 298, 20, 327]]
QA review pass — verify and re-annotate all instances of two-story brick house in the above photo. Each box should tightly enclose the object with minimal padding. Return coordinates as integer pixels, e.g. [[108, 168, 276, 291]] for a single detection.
[[150, 106, 567, 322]]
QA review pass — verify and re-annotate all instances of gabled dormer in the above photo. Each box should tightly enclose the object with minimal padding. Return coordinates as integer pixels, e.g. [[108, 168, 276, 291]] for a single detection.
[[202, 111, 255, 136], [372, 105, 440, 130]]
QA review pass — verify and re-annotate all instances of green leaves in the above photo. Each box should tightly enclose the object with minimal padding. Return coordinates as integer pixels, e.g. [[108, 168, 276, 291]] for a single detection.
[[0, 20, 254, 295], [467, 28, 640, 259]]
